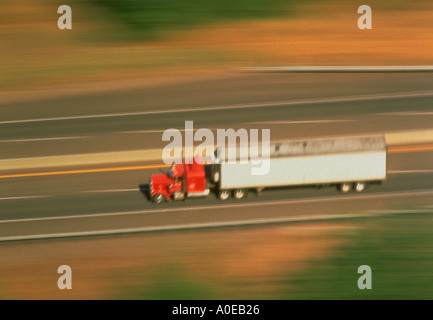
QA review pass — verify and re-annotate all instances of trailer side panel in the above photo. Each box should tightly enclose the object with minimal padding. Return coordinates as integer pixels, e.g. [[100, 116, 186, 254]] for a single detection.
[[219, 151, 386, 189]]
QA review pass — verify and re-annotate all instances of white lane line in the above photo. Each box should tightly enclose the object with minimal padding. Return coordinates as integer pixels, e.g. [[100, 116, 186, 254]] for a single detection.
[[0, 136, 90, 143], [0, 195, 50, 201], [1, 208, 433, 242], [118, 128, 220, 134], [376, 111, 433, 116], [118, 130, 167, 134], [248, 120, 352, 125], [1, 188, 433, 224], [388, 169, 433, 174], [242, 66, 433, 72], [2, 90, 433, 125]]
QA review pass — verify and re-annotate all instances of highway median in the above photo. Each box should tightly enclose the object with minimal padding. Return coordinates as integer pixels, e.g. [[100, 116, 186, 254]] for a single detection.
[[1, 129, 433, 175]]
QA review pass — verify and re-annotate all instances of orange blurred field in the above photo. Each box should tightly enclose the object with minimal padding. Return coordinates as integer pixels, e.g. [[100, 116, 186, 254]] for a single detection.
[[1, 0, 432, 93], [177, 1, 433, 66], [0, 223, 352, 299]]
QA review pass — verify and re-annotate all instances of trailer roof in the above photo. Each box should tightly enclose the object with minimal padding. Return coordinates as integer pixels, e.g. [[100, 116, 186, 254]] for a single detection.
[[269, 135, 386, 157], [216, 135, 386, 161]]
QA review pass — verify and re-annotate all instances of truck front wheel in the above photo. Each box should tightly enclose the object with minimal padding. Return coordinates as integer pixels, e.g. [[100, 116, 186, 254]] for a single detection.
[[152, 193, 166, 204], [218, 190, 230, 200]]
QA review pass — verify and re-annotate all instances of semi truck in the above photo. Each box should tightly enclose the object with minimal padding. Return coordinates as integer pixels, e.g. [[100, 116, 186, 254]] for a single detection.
[[148, 135, 387, 204]]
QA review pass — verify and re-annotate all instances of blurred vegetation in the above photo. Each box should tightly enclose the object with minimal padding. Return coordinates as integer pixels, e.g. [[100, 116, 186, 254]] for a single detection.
[[118, 213, 433, 300], [122, 264, 223, 300], [283, 213, 433, 299], [93, 0, 297, 39], [0, 0, 304, 90]]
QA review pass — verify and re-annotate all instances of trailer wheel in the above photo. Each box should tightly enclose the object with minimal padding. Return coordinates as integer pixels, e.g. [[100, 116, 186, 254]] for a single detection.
[[233, 189, 246, 200], [218, 190, 230, 201], [339, 183, 352, 193], [152, 193, 166, 204], [354, 182, 366, 192]]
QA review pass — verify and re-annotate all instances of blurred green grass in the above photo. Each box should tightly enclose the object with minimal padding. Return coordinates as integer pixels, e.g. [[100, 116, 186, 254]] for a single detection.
[[93, 0, 297, 40], [117, 212, 433, 300], [123, 264, 223, 300], [283, 212, 433, 299]]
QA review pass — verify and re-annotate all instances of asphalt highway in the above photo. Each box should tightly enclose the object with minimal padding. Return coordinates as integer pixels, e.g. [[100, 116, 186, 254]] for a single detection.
[[2, 72, 433, 158], [1, 72, 432, 241]]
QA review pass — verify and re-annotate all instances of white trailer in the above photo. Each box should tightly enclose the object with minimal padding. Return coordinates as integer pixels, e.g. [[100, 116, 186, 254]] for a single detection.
[[212, 135, 387, 200]]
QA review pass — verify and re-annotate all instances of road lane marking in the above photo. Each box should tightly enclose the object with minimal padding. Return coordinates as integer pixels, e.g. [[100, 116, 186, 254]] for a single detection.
[[120, 122, 354, 134], [388, 169, 433, 174], [0, 196, 49, 201], [2, 90, 433, 125], [0, 189, 140, 202], [82, 188, 139, 193], [0, 164, 170, 179], [118, 128, 220, 134], [376, 111, 433, 116], [0, 136, 89, 143], [247, 120, 353, 125], [242, 66, 433, 72], [118, 130, 167, 134], [1, 188, 433, 225], [388, 144, 433, 153], [1, 208, 433, 242]]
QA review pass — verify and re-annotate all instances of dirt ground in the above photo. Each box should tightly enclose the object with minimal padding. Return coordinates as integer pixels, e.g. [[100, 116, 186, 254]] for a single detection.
[[0, 223, 358, 299], [169, 1, 433, 65]]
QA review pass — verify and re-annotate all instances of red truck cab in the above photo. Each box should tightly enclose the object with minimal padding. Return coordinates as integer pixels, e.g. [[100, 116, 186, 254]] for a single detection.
[[149, 156, 209, 204]]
